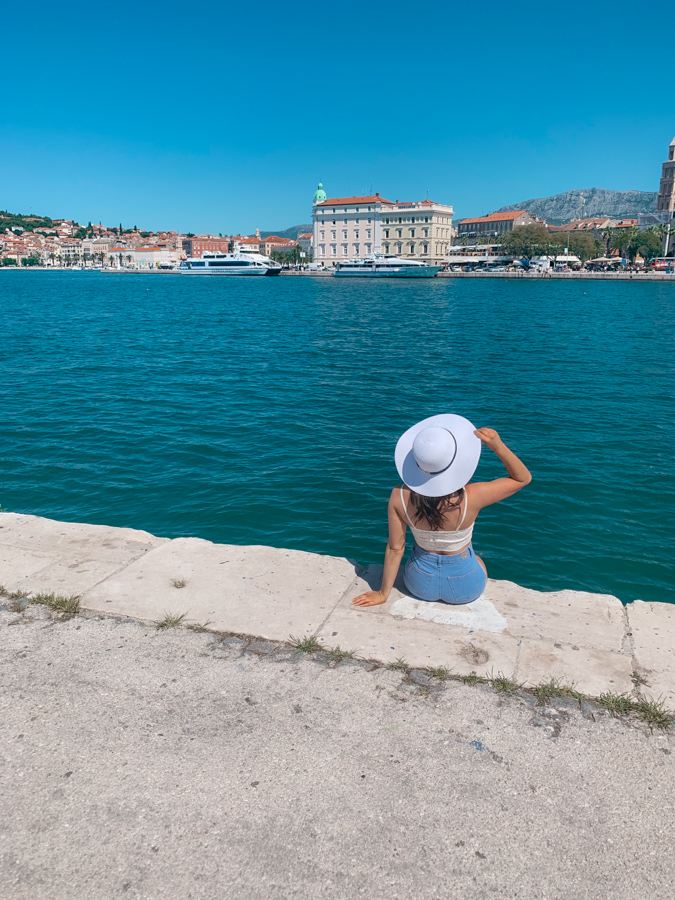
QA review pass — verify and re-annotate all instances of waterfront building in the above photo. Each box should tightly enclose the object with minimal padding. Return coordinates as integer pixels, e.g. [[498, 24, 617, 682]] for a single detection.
[[182, 235, 232, 257], [260, 235, 297, 256], [380, 199, 454, 264], [298, 232, 313, 256], [456, 210, 539, 244], [311, 185, 453, 265]]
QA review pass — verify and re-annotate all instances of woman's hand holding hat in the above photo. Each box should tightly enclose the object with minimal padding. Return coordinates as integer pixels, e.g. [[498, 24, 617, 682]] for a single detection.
[[474, 427, 503, 451]]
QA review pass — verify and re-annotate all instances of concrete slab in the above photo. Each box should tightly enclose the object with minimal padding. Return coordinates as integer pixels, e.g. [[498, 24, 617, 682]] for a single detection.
[[486, 579, 626, 652], [515, 640, 634, 696], [0, 513, 165, 596], [391, 596, 508, 634], [627, 600, 675, 702], [319, 565, 518, 674], [83, 537, 358, 640]]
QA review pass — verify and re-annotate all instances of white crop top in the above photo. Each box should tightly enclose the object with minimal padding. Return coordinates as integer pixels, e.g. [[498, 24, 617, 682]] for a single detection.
[[400, 486, 474, 553]]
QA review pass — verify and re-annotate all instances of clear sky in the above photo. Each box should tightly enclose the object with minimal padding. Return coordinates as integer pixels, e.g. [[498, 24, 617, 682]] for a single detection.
[[2, 0, 673, 234]]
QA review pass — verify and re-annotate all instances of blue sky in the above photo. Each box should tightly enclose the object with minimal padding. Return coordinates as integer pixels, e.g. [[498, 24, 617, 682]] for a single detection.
[[2, 0, 673, 233]]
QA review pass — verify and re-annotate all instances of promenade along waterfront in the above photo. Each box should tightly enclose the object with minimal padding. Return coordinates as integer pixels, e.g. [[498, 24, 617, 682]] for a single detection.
[[1, 272, 673, 605]]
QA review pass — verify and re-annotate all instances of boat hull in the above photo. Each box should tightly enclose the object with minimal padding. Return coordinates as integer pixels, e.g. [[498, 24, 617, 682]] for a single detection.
[[179, 267, 279, 276], [334, 266, 441, 278]]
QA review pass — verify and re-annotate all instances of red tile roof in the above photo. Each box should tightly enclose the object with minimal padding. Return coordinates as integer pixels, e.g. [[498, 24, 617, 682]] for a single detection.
[[459, 211, 528, 225], [317, 194, 394, 207]]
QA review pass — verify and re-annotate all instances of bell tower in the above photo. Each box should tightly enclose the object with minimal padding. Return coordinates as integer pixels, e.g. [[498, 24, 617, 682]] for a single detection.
[[657, 136, 675, 212]]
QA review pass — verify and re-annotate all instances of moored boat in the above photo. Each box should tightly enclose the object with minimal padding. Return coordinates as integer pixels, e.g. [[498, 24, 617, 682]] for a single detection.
[[333, 255, 441, 278], [179, 251, 282, 276]]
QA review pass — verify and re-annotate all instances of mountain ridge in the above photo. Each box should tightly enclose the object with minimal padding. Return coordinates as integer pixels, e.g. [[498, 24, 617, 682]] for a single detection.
[[492, 188, 657, 225]]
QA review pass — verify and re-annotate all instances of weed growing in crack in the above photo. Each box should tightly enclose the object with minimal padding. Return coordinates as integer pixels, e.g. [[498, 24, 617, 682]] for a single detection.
[[634, 699, 675, 730], [10, 599, 26, 613], [327, 645, 355, 663], [598, 692, 635, 717], [426, 666, 450, 680], [488, 673, 520, 695], [533, 679, 585, 705], [7, 589, 30, 601], [459, 672, 485, 685], [31, 593, 81, 615], [171, 578, 187, 589], [386, 657, 410, 672], [154, 612, 188, 630], [289, 634, 323, 653], [631, 671, 649, 687]]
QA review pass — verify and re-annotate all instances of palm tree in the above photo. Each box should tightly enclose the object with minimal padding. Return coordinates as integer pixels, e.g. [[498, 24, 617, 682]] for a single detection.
[[48, 252, 56, 267], [126, 254, 133, 268], [602, 226, 614, 256]]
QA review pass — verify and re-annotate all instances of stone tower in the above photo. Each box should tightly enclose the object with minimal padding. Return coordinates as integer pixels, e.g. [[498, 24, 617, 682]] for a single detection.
[[657, 136, 675, 212]]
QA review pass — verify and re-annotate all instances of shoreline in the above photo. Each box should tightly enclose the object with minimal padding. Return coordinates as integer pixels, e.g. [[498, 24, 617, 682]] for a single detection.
[[2, 512, 674, 702], [3, 267, 675, 281]]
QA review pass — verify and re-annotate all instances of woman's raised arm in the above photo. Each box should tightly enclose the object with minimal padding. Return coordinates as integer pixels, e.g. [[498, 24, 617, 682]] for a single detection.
[[468, 428, 532, 510]]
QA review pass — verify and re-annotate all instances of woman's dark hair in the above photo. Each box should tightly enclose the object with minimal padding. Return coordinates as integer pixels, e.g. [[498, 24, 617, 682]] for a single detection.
[[409, 488, 464, 531]]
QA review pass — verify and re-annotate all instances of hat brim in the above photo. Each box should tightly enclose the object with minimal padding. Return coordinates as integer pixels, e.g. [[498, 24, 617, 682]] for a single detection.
[[395, 414, 481, 497]]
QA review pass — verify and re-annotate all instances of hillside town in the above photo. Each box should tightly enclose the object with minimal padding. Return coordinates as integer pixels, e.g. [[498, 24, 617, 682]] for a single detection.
[[2, 136, 674, 272]]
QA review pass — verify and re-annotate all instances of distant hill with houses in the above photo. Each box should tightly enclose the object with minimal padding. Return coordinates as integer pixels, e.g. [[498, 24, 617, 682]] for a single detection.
[[493, 188, 658, 225]]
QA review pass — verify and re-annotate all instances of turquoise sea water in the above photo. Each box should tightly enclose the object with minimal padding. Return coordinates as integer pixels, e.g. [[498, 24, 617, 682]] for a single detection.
[[1, 271, 673, 604]]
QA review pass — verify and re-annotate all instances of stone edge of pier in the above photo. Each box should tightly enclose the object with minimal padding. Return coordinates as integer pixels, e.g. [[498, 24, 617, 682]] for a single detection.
[[1, 512, 673, 705]]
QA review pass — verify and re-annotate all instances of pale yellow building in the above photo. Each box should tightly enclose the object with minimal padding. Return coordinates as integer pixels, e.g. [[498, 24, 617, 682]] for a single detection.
[[380, 199, 454, 265]]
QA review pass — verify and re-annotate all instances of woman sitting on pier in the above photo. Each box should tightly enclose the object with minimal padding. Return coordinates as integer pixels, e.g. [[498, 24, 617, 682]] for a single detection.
[[352, 416, 531, 607]]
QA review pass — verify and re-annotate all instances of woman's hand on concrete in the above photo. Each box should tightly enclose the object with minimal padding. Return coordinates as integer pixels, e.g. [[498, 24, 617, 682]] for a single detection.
[[474, 427, 504, 451], [351, 590, 388, 607]]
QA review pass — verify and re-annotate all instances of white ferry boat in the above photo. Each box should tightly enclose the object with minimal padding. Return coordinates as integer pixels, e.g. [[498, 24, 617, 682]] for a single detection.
[[333, 255, 442, 278], [179, 251, 282, 276]]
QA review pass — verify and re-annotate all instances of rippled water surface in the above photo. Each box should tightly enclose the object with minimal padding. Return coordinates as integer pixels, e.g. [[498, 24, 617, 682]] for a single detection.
[[1, 271, 673, 603]]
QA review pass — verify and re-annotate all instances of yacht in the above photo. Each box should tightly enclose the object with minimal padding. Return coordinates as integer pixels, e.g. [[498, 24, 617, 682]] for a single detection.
[[333, 255, 442, 278], [179, 251, 282, 276]]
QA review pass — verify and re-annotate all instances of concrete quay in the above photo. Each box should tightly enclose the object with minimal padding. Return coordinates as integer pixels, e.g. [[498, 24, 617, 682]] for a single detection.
[[1, 513, 673, 704]]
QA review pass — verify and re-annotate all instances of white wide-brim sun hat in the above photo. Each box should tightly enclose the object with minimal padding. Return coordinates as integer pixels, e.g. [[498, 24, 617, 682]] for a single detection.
[[395, 414, 481, 497]]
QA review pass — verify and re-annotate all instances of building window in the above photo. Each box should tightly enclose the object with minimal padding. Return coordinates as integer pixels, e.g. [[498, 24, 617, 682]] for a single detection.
[[320, 231, 325, 240], [410, 243, 415, 254], [319, 244, 325, 256], [344, 219, 348, 225], [321, 219, 325, 225], [331, 245, 337, 256], [410, 229, 415, 238], [384, 218, 389, 224], [331, 231, 336, 240], [332, 220, 336, 225], [342, 244, 348, 256], [353, 243, 359, 256], [354, 230, 359, 239], [366, 229, 371, 239], [342, 230, 347, 240], [423, 228, 428, 237], [423, 244, 428, 254], [412, 217, 415, 223], [398, 218, 402, 223], [396, 229, 402, 238], [365, 243, 371, 253], [396, 242, 402, 254], [383, 243, 389, 253], [355, 218, 359, 224]]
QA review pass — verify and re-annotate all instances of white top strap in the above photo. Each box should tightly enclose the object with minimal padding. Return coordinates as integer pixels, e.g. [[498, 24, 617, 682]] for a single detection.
[[399, 485, 415, 527]]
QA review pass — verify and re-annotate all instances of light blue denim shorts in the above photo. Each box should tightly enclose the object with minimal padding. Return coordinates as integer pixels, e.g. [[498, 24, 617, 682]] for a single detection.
[[403, 543, 487, 605]]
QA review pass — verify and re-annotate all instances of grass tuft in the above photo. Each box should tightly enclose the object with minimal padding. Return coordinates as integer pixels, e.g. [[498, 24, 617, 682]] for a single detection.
[[426, 666, 450, 680], [327, 645, 356, 663], [533, 678, 586, 705], [31, 592, 81, 615], [289, 634, 323, 654], [8, 589, 30, 601], [0, 584, 6, 596], [631, 671, 649, 687], [459, 672, 485, 686], [634, 699, 675, 730], [386, 657, 410, 672], [10, 599, 26, 613], [171, 578, 187, 589], [598, 692, 635, 717], [154, 612, 188, 631], [488, 672, 520, 695]]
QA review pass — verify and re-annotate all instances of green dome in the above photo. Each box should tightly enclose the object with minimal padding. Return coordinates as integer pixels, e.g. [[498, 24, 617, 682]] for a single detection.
[[313, 182, 327, 203]]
